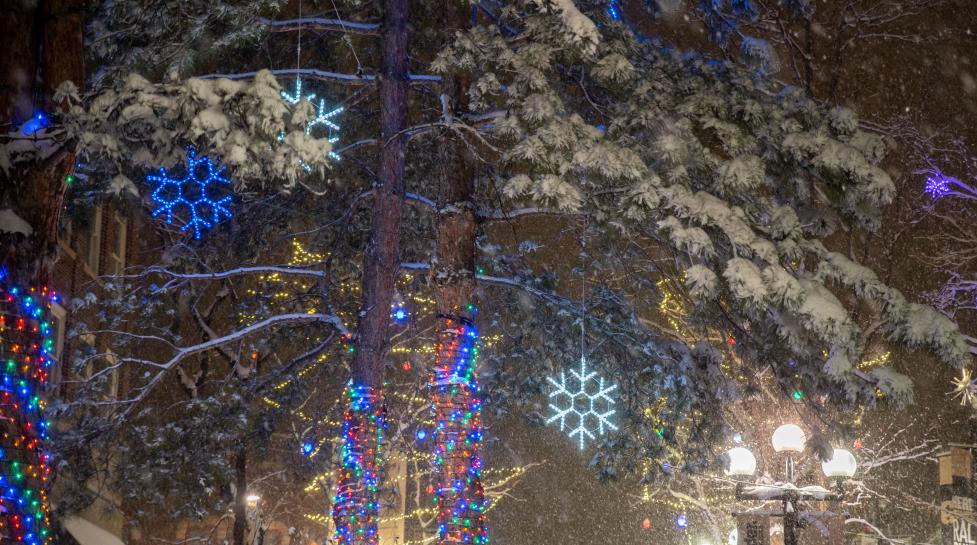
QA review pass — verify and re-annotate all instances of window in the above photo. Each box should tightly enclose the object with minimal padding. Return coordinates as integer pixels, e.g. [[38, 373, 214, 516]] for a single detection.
[[85, 205, 103, 276], [108, 212, 126, 276], [48, 302, 67, 387]]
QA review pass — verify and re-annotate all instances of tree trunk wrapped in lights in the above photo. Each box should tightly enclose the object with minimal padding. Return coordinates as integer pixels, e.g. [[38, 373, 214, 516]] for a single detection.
[[0, 1, 84, 542], [431, 314, 488, 545], [330, 0, 408, 541], [332, 383, 386, 545], [431, 3, 488, 542], [0, 281, 58, 545]]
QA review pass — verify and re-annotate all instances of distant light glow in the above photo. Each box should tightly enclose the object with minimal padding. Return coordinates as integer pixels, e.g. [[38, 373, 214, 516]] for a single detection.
[[675, 514, 689, 529], [20, 112, 49, 135], [416, 429, 427, 441], [302, 441, 315, 456], [546, 357, 618, 450]]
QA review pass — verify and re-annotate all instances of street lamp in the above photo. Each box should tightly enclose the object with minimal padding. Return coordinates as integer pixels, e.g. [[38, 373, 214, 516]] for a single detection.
[[726, 425, 857, 545]]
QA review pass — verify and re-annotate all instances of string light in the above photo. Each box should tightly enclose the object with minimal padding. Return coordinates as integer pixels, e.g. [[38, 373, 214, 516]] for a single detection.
[[20, 113, 49, 136], [146, 147, 233, 240], [430, 309, 489, 545], [332, 382, 385, 545], [546, 357, 618, 450], [0, 279, 57, 545]]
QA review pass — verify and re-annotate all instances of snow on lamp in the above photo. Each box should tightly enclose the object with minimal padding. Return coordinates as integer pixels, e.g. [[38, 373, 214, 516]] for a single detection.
[[725, 447, 757, 476], [821, 448, 857, 479], [771, 424, 806, 453]]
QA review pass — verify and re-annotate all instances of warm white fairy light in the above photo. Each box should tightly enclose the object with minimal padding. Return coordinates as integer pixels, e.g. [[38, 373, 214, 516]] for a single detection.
[[952, 368, 977, 408]]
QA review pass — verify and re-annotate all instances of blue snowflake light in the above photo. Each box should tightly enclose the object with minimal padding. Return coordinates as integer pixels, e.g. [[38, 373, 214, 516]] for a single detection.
[[546, 357, 618, 450], [146, 147, 233, 240]]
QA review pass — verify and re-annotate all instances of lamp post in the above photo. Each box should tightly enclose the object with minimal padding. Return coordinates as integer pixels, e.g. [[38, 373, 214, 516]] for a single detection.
[[726, 424, 857, 545]]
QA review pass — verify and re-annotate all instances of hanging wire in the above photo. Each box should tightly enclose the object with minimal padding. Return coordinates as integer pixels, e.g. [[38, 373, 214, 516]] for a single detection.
[[579, 218, 588, 363]]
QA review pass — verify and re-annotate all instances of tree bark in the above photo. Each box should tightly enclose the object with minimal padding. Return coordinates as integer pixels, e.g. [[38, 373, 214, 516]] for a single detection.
[[431, 4, 488, 545], [232, 447, 248, 545], [0, 0, 84, 286], [0, 3, 82, 542], [331, 0, 408, 543]]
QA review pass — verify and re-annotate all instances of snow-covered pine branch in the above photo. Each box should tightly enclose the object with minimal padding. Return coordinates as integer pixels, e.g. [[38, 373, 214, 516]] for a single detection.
[[258, 17, 381, 35]]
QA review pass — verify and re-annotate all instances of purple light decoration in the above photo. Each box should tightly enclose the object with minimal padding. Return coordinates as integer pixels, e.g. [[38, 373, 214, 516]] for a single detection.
[[925, 174, 952, 199]]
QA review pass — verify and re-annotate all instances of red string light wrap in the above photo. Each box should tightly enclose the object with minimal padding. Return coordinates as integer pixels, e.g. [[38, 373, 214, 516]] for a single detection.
[[0, 278, 55, 545], [332, 382, 385, 545], [431, 310, 488, 545]]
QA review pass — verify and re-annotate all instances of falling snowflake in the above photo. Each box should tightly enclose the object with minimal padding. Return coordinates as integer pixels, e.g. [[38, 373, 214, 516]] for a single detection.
[[952, 368, 977, 408], [146, 147, 233, 240], [546, 357, 618, 449]]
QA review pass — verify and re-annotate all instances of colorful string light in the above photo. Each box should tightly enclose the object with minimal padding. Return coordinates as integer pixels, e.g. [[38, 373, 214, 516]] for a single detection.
[[332, 382, 386, 545], [430, 309, 488, 545], [146, 147, 233, 240], [546, 357, 618, 450], [0, 278, 56, 545]]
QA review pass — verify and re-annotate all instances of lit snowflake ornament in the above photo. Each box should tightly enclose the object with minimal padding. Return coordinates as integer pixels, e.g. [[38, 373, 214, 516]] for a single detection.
[[546, 357, 618, 449], [281, 78, 343, 162], [952, 368, 977, 408], [146, 147, 233, 240], [925, 174, 952, 199]]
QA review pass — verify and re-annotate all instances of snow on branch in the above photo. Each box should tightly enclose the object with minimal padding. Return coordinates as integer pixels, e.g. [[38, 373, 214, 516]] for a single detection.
[[120, 265, 327, 291], [199, 68, 441, 86], [110, 312, 348, 414], [476, 207, 582, 222], [259, 17, 380, 35]]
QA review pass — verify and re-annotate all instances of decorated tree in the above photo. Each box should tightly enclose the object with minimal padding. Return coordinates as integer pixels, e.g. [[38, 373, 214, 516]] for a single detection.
[[45, 2, 976, 545]]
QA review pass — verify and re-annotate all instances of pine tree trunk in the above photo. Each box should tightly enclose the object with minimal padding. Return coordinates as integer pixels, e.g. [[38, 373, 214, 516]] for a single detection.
[[0, 4, 83, 544], [0, 0, 83, 286], [232, 447, 248, 545], [331, 0, 408, 543], [431, 4, 488, 544]]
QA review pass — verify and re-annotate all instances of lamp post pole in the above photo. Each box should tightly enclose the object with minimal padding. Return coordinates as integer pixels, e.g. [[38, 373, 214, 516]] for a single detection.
[[727, 425, 857, 545]]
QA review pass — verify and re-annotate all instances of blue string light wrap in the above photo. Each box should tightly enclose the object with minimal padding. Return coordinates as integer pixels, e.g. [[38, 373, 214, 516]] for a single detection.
[[146, 147, 233, 240], [0, 275, 57, 545], [332, 382, 386, 545], [430, 310, 488, 545]]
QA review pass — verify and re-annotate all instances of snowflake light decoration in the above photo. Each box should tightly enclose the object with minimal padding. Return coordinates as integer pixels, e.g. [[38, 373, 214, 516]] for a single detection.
[[925, 174, 952, 199], [546, 357, 618, 449], [952, 368, 977, 408], [147, 147, 233, 240], [281, 78, 343, 161]]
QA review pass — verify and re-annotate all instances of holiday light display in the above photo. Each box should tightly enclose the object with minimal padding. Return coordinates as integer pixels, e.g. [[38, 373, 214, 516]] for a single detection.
[[0, 279, 56, 545], [332, 382, 386, 545], [430, 310, 489, 545], [280, 78, 343, 161], [924, 172, 952, 199], [546, 357, 618, 450], [146, 147, 233, 240], [19, 113, 49, 136]]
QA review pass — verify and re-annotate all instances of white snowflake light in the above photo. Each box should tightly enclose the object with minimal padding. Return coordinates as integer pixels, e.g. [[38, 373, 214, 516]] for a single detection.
[[280, 78, 343, 161], [546, 357, 618, 449]]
